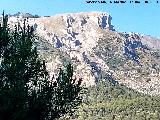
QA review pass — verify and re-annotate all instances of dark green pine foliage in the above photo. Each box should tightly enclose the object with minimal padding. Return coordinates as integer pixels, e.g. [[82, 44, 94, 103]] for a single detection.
[[52, 64, 82, 118], [0, 12, 82, 120]]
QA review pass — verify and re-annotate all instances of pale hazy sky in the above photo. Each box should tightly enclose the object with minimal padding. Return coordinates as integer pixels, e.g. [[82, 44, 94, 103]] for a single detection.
[[0, 0, 160, 38]]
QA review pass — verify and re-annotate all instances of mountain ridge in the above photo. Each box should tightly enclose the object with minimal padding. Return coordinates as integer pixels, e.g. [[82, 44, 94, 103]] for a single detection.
[[2, 11, 160, 95]]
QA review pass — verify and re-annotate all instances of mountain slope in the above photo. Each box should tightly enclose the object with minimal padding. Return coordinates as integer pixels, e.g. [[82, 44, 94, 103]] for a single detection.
[[5, 12, 160, 95]]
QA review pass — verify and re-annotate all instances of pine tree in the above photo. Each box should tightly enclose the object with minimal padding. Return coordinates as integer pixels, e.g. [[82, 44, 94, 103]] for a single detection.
[[0, 12, 82, 120]]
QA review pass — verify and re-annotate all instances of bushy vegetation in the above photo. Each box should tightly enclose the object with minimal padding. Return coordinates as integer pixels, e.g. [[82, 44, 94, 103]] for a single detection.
[[0, 12, 82, 120], [60, 80, 160, 120]]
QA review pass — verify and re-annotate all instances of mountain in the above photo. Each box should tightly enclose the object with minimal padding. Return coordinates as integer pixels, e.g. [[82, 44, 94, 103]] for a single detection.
[[5, 12, 160, 96], [9, 12, 40, 18]]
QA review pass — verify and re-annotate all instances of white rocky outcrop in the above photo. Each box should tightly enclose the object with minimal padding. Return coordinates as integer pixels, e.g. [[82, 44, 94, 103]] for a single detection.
[[10, 11, 114, 85], [1, 12, 160, 95]]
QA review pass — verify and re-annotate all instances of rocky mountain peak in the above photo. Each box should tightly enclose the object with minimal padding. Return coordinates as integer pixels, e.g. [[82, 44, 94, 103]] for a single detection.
[[2, 12, 160, 95]]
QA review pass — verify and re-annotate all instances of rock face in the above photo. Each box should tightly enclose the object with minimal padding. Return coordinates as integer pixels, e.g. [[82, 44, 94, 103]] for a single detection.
[[3, 12, 160, 95]]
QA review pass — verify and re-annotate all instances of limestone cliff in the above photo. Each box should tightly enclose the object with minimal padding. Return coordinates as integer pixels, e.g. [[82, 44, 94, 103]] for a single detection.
[[3, 12, 160, 95]]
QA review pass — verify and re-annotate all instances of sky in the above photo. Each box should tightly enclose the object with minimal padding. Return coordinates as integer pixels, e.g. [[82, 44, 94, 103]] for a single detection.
[[0, 0, 160, 38]]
